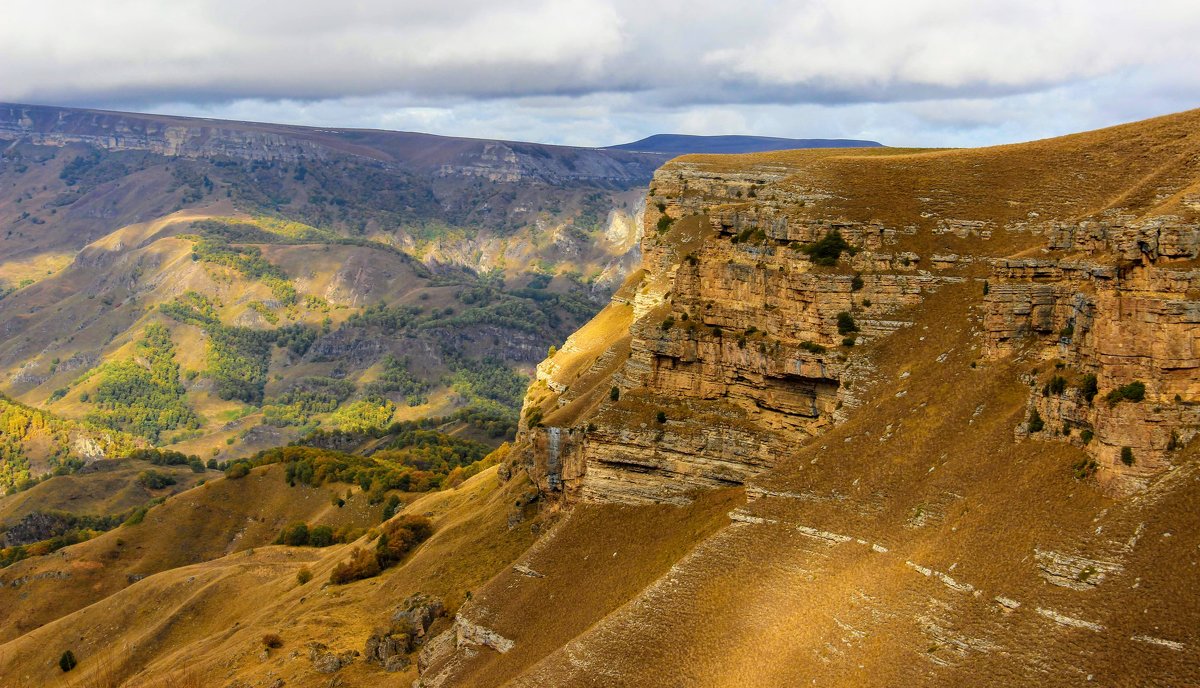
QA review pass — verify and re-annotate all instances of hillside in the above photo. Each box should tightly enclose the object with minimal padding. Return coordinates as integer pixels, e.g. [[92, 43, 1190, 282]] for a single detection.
[[0, 102, 664, 478], [2, 109, 1199, 687], [607, 133, 882, 155], [444, 107, 1200, 685]]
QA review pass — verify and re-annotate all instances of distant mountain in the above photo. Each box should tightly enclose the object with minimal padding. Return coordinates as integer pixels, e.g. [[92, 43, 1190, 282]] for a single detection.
[[606, 133, 882, 155]]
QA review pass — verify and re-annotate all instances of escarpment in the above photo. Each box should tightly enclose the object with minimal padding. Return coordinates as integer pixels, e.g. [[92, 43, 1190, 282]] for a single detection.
[[510, 109, 1200, 504]]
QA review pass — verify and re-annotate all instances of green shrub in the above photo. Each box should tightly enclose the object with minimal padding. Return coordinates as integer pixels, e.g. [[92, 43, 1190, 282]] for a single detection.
[[842, 336, 856, 347], [836, 312, 859, 335], [137, 470, 177, 490], [1106, 381, 1146, 405], [59, 650, 77, 673], [1080, 374, 1099, 404], [276, 522, 310, 546], [800, 230, 857, 266], [225, 462, 251, 479], [656, 215, 673, 233], [656, 411, 667, 424], [610, 386, 620, 401], [1120, 446, 1135, 466], [1080, 429, 1094, 444], [381, 494, 402, 522], [296, 566, 313, 585], [850, 274, 864, 291], [309, 525, 335, 547], [799, 341, 827, 354], [1044, 376, 1067, 396], [1028, 409, 1044, 433]]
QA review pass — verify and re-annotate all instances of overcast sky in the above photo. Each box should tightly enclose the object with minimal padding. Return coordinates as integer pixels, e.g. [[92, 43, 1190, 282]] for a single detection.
[[1, 0, 1198, 148]]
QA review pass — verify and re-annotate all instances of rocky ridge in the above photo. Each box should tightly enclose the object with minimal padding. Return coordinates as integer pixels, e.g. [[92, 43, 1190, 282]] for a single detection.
[[511, 110, 1200, 504]]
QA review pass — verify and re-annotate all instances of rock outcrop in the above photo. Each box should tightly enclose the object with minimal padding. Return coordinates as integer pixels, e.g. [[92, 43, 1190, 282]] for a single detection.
[[511, 112, 1200, 503]]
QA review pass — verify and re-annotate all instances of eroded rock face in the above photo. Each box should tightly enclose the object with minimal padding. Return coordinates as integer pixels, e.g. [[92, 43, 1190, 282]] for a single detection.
[[984, 223, 1200, 489], [514, 163, 969, 504], [513, 140, 1200, 503]]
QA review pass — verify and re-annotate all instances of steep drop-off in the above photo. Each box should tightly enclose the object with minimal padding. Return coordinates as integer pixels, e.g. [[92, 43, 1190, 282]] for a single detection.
[[412, 108, 1200, 686]]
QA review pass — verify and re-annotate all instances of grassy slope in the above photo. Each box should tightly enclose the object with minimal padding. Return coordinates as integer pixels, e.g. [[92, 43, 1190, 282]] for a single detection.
[[0, 465, 538, 688], [438, 282, 1200, 687], [0, 459, 209, 528], [0, 464, 383, 644]]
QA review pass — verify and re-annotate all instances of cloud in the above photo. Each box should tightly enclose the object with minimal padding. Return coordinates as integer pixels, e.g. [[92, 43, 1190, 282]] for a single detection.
[[0, 0, 1197, 146]]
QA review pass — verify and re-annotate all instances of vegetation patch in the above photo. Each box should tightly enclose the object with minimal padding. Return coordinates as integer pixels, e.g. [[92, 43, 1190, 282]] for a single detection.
[[1106, 381, 1146, 406], [329, 515, 433, 585], [85, 324, 201, 443], [800, 230, 859, 266]]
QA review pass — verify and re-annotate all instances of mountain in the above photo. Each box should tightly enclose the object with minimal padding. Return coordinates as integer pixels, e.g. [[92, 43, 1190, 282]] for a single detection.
[[4, 107, 1200, 688], [607, 133, 882, 155], [0, 102, 667, 482]]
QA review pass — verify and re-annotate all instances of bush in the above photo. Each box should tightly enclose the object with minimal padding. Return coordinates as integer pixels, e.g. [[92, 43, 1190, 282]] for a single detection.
[[60, 650, 78, 673], [842, 336, 856, 347], [799, 341, 827, 354], [309, 525, 335, 547], [836, 312, 859, 335], [1120, 446, 1135, 466], [262, 634, 283, 649], [137, 470, 177, 490], [1106, 381, 1146, 405], [1080, 374, 1099, 404], [329, 515, 434, 585], [850, 274, 864, 291], [375, 516, 434, 568], [330, 547, 383, 585], [225, 462, 251, 479], [276, 522, 310, 546], [800, 230, 857, 266], [1081, 429, 1094, 444], [656, 411, 667, 424], [610, 386, 620, 402], [1028, 409, 1044, 433], [1044, 376, 1067, 396], [381, 494, 402, 522], [296, 566, 313, 585]]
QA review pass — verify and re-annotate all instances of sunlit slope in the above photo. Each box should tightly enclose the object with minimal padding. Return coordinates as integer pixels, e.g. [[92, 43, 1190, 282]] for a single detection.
[[0, 465, 537, 688]]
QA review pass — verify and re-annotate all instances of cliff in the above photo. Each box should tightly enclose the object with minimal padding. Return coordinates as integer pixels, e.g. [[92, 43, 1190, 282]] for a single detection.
[[512, 108, 1200, 503], [0, 102, 664, 184]]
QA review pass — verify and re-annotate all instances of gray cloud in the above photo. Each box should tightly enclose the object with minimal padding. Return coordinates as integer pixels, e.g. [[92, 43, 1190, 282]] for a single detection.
[[1, 0, 1197, 146]]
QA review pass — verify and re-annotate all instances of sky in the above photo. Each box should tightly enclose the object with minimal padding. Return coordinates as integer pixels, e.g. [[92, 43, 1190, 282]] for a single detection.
[[1, 0, 1198, 148]]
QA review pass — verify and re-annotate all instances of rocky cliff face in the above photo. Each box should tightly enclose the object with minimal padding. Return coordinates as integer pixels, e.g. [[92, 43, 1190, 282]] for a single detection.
[[984, 217, 1200, 488], [0, 103, 663, 184], [512, 113, 1200, 503]]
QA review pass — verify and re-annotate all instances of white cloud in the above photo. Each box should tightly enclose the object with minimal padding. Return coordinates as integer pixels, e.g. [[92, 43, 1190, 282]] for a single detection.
[[0, 0, 1197, 146]]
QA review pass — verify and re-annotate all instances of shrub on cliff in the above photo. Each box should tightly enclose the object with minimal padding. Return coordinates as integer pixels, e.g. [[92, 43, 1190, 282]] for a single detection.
[[1080, 374, 1099, 404], [1121, 446, 1135, 466], [1028, 409, 1045, 433], [1043, 376, 1067, 396], [836, 312, 859, 335], [1106, 381, 1146, 406], [800, 230, 858, 266]]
